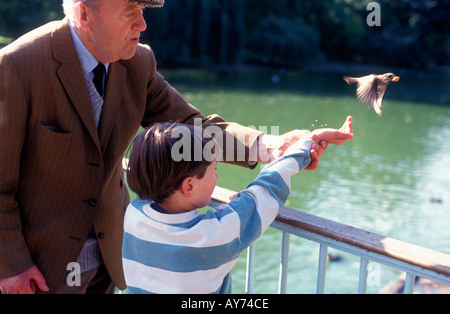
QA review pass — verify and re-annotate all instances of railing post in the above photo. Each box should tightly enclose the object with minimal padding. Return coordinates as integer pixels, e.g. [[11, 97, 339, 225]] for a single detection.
[[316, 244, 328, 294], [403, 273, 416, 294], [245, 242, 256, 294], [278, 232, 290, 294], [358, 258, 369, 294]]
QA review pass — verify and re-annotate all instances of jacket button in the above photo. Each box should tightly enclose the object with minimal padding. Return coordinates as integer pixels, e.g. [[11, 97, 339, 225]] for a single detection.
[[88, 199, 97, 207], [98, 233, 105, 240]]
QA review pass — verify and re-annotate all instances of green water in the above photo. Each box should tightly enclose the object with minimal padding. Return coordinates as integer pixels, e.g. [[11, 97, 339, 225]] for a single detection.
[[159, 68, 450, 294]]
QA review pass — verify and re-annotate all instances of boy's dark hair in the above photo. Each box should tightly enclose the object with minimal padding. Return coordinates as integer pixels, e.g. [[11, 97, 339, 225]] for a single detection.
[[127, 123, 219, 203]]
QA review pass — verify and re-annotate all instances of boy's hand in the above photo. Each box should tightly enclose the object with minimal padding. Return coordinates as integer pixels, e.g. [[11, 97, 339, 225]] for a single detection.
[[254, 117, 352, 170], [311, 116, 354, 145], [305, 141, 328, 171], [339, 116, 353, 134]]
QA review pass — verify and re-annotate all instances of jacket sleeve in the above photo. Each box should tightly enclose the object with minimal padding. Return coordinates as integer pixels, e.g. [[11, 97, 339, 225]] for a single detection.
[[140, 45, 262, 169], [0, 52, 35, 277]]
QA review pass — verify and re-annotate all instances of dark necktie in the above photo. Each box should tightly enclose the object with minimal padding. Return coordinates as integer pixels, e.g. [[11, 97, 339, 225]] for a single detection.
[[92, 63, 106, 98]]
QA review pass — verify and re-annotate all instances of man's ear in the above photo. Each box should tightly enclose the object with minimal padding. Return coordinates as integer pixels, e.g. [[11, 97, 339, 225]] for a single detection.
[[73, 2, 91, 30], [180, 177, 194, 198]]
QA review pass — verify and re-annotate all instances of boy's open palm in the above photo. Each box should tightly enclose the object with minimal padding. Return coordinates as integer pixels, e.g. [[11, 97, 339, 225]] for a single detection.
[[311, 116, 354, 145]]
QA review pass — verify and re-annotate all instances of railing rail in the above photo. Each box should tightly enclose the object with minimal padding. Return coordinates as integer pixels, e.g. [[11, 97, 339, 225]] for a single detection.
[[210, 186, 450, 294]]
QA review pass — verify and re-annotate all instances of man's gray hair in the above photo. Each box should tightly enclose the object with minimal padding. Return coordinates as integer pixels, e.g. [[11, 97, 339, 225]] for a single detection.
[[63, 0, 101, 21]]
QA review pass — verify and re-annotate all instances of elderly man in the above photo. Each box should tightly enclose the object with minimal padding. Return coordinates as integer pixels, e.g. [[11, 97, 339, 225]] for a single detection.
[[0, 0, 350, 294]]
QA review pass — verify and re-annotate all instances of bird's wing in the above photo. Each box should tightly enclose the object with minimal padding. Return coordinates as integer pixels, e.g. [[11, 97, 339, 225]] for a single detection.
[[373, 84, 389, 116], [356, 75, 381, 114], [344, 76, 358, 85]]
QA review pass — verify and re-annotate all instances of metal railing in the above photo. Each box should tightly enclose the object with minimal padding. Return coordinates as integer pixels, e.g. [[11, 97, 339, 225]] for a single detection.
[[210, 186, 450, 294]]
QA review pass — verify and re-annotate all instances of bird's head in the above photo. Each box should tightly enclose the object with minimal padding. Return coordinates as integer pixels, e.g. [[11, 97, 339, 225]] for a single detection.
[[382, 73, 400, 83]]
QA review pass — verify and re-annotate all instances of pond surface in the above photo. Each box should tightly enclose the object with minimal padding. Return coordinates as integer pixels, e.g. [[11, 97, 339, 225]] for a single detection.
[[159, 68, 450, 294]]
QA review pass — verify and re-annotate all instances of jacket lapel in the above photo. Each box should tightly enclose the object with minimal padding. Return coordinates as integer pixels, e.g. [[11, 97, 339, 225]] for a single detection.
[[99, 62, 126, 154], [52, 19, 101, 153]]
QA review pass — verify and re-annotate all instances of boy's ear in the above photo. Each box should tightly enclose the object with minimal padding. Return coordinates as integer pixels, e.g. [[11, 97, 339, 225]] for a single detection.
[[180, 177, 194, 197]]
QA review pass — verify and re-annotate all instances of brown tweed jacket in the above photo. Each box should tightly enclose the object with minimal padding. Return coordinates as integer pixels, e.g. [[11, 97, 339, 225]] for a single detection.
[[0, 19, 261, 293]]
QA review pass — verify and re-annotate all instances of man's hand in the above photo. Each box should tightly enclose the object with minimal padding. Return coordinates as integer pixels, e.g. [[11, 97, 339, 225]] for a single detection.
[[0, 266, 49, 294]]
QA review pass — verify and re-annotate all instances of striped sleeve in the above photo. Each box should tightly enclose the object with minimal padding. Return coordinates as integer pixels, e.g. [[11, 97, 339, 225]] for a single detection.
[[233, 139, 314, 239]]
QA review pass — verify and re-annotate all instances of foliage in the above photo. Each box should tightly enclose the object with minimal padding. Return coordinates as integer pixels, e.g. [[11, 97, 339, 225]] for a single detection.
[[0, 1, 62, 39], [245, 16, 323, 67], [1, 0, 448, 69]]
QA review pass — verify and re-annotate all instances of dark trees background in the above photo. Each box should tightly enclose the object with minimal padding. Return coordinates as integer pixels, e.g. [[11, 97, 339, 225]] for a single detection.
[[1, 0, 449, 70]]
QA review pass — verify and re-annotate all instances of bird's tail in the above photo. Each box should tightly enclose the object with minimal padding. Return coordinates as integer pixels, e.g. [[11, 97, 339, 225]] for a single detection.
[[343, 76, 358, 85]]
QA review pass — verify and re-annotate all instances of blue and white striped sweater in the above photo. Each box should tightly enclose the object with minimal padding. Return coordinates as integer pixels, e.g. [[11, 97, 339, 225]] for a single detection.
[[122, 139, 314, 294]]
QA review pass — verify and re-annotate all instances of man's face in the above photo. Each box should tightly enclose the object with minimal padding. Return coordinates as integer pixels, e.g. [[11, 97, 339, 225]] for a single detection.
[[86, 0, 147, 63]]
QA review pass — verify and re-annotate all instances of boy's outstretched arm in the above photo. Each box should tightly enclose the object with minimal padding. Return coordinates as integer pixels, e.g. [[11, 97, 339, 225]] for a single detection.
[[223, 117, 354, 251], [254, 117, 353, 170], [288, 116, 353, 170]]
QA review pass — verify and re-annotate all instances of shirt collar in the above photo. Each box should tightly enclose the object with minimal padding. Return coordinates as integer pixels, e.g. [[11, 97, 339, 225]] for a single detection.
[[69, 21, 109, 75]]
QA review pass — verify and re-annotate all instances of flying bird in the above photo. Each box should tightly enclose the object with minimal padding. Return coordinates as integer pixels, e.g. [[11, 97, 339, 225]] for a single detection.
[[344, 73, 400, 116]]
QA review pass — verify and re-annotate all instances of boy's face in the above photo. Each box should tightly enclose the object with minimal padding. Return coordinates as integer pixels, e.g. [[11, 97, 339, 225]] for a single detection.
[[191, 161, 218, 209]]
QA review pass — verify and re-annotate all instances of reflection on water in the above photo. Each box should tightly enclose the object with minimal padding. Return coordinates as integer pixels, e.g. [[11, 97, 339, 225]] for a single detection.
[[161, 68, 450, 293]]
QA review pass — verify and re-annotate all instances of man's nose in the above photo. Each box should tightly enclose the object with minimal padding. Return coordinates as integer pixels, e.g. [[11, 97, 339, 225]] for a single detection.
[[133, 11, 147, 32]]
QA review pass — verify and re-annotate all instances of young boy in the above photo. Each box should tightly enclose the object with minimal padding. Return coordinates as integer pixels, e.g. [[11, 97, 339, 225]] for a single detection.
[[122, 118, 353, 294]]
